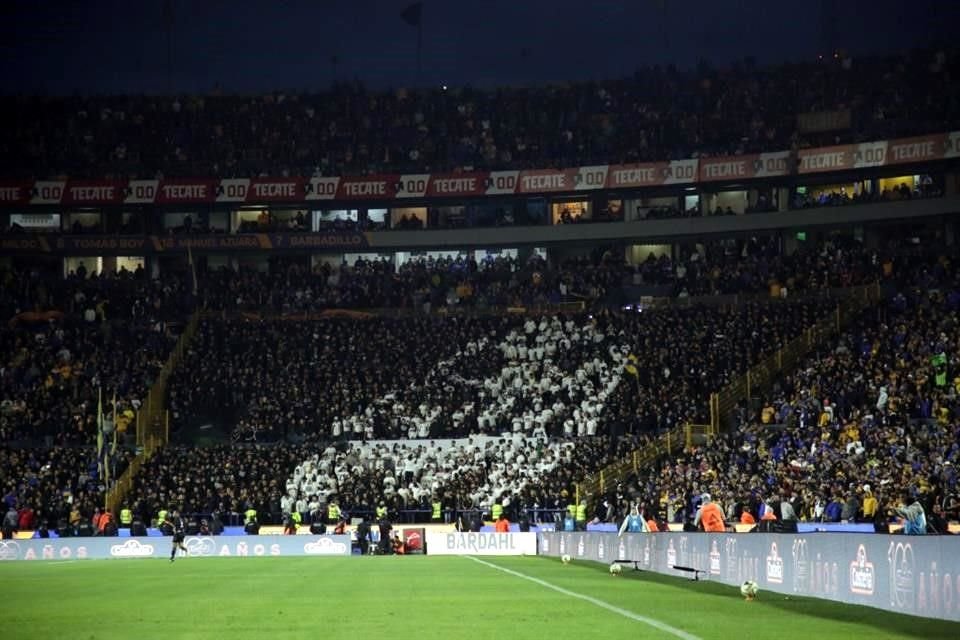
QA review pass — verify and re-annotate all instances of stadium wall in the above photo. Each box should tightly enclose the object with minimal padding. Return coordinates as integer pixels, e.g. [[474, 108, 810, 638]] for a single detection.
[[540, 532, 960, 622], [0, 535, 352, 561]]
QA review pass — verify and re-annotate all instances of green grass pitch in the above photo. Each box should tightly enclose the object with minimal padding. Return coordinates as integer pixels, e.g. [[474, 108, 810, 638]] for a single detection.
[[3, 555, 959, 639]]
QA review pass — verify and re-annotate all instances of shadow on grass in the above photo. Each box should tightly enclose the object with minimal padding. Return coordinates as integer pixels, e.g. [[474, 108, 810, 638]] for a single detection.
[[577, 559, 960, 640]]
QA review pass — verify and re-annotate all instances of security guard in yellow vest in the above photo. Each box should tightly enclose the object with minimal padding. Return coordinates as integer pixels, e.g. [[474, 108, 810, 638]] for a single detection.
[[244, 508, 257, 525], [491, 502, 503, 522], [119, 506, 133, 528], [566, 503, 576, 521], [327, 501, 340, 525], [376, 503, 388, 520], [157, 509, 168, 528], [431, 500, 442, 522], [575, 502, 588, 526]]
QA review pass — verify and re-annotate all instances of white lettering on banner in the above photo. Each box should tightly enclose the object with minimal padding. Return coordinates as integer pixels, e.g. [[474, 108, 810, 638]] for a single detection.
[[433, 177, 478, 194], [0, 541, 21, 560], [217, 179, 249, 202], [522, 174, 567, 191], [252, 183, 297, 199], [854, 143, 888, 168], [126, 180, 158, 203], [890, 141, 936, 162], [703, 161, 747, 179], [343, 181, 387, 197], [396, 174, 429, 198], [217, 542, 281, 557], [31, 181, 64, 204], [755, 152, 790, 176], [575, 166, 608, 190], [305, 178, 339, 200], [946, 132, 960, 159], [303, 537, 349, 555], [425, 531, 537, 556], [663, 160, 698, 184], [766, 542, 784, 584], [610, 167, 657, 186], [184, 537, 217, 557], [162, 184, 207, 200], [801, 152, 847, 171], [0, 187, 22, 201], [849, 545, 876, 595], [109, 539, 154, 558], [485, 171, 519, 195], [70, 186, 115, 201]]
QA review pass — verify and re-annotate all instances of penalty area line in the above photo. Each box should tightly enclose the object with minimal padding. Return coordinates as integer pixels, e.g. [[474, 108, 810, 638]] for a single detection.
[[465, 556, 702, 640]]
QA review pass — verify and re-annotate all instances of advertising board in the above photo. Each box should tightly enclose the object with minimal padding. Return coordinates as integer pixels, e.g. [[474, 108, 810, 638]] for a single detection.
[[540, 531, 960, 622], [425, 532, 537, 556]]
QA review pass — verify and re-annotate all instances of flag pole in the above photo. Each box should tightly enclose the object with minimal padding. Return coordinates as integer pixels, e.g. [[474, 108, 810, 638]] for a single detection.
[[97, 386, 104, 506], [417, 21, 423, 81]]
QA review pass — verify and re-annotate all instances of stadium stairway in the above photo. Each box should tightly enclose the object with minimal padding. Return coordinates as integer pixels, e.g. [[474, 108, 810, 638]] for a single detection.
[[576, 281, 883, 502], [105, 311, 201, 513]]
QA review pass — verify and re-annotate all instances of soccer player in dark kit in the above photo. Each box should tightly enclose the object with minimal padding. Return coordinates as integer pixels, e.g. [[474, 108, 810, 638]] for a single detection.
[[165, 510, 188, 562]]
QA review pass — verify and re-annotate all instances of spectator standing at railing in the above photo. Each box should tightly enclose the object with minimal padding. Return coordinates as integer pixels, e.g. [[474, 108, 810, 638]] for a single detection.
[[693, 493, 726, 532], [896, 492, 927, 535], [2, 505, 17, 539]]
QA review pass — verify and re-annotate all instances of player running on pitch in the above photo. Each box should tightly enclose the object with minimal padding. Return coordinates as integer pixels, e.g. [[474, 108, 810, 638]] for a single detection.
[[164, 510, 188, 562]]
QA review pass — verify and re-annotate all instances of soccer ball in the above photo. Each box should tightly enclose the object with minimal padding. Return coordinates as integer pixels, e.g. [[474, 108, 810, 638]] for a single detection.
[[740, 580, 759, 600], [561, 554, 571, 564], [609, 563, 623, 576]]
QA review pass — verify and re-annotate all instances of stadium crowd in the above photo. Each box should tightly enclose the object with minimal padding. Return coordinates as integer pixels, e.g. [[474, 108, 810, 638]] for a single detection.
[[0, 265, 190, 445], [2, 238, 958, 534], [610, 276, 960, 531], [192, 235, 932, 313], [169, 296, 833, 443], [116, 433, 643, 528], [0, 265, 192, 535], [2, 48, 957, 180]]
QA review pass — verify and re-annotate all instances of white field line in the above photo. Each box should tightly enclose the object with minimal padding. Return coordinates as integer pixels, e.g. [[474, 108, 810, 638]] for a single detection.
[[466, 556, 702, 640]]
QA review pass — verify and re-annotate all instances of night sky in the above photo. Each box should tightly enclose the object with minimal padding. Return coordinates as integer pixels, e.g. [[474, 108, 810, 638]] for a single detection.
[[0, 0, 952, 95]]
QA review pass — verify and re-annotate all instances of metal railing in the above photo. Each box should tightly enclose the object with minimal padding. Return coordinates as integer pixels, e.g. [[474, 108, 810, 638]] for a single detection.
[[577, 422, 714, 497], [713, 281, 881, 429], [135, 311, 200, 453], [105, 311, 201, 513]]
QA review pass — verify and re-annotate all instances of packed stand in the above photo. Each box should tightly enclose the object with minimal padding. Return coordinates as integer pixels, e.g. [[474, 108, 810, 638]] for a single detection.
[[605, 274, 960, 532], [168, 312, 633, 442], [0, 445, 137, 537], [194, 236, 932, 312], [125, 444, 319, 527], [171, 291, 832, 448], [0, 265, 191, 535], [116, 433, 643, 527], [279, 433, 646, 524], [635, 236, 937, 297], [0, 266, 192, 445], [197, 253, 625, 312], [2, 49, 958, 179]]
